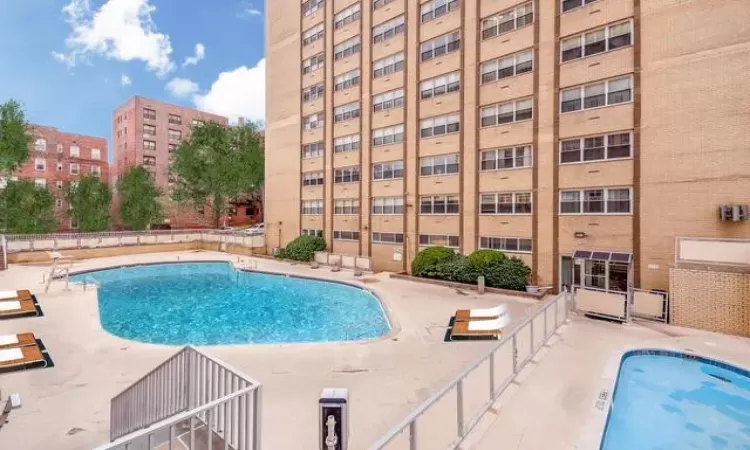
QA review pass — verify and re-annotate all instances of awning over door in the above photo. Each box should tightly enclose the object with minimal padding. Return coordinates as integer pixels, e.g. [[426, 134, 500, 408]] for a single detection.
[[572, 250, 632, 264]]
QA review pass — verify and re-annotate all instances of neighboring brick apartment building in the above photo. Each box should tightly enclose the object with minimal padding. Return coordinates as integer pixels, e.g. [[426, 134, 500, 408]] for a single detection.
[[1, 125, 108, 230], [265, 0, 750, 290]]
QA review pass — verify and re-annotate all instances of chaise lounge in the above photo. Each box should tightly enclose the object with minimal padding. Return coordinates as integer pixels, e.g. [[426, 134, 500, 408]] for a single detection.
[[0, 299, 37, 319], [454, 304, 509, 322], [0, 344, 46, 371], [450, 314, 512, 340], [0, 333, 38, 349], [0, 290, 33, 302]]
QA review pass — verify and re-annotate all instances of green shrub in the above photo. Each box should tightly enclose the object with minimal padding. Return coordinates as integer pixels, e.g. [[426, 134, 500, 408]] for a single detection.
[[281, 235, 326, 261], [411, 246, 457, 277], [467, 249, 505, 272], [484, 257, 531, 291], [429, 255, 479, 284]]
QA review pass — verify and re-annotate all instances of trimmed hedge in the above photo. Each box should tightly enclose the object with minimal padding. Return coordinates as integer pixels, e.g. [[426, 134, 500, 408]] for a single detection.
[[411, 247, 531, 291], [278, 235, 326, 261]]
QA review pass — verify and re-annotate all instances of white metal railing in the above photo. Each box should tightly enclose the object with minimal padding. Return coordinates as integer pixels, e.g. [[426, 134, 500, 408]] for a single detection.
[[631, 288, 669, 322], [314, 251, 372, 271], [96, 346, 262, 450], [369, 291, 572, 450], [3, 229, 264, 254]]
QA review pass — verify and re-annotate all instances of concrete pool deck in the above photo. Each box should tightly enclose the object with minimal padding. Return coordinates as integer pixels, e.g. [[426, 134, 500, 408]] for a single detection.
[[0, 251, 539, 449], [1, 250, 749, 449]]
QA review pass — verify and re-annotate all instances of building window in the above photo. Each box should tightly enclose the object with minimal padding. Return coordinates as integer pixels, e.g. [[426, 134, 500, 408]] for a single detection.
[[56, 144, 63, 153], [561, 76, 632, 112], [480, 145, 533, 170], [373, 15, 405, 43], [372, 125, 404, 146], [420, 195, 460, 214], [56, 199, 64, 209], [482, 2, 533, 40], [334, 166, 361, 183], [91, 166, 101, 177], [303, 83, 325, 103], [35, 157, 46, 172], [192, 119, 205, 127], [372, 197, 404, 214], [70, 145, 80, 157], [334, 199, 360, 215], [334, 70, 360, 92], [168, 143, 178, 153], [302, 229, 324, 237], [479, 236, 532, 253], [560, 132, 632, 163], [303, 23, 325, 46], [562, 0, 601, 14], [561, 21, 632, 62], [334, 134, 361, 152], [421, 31, 460, 62], [560, 188, 632, 214], [143, 124, 156, 137], [168, 129, 182, 141], [480, 49, 533, 84], [70, 163, 80, 175], [421, 0, 459, 23], [302, 200, 324, 215], [373, 0, 395, 11], [480, 97, 533, 127], [56, 181, 64, 191], [333, 230, 360, 241], [143, 108, 156, 120], [334, 102, 361, 123], [303, 53, 325, 74], [334, 37, 361, 61], [168, 114, 182, 125], [419, 234, 460, 248], [303, 113, 325, 130], [420, 113, 460, 138], [373, 160, 404, 180], [373, 52, 404, 78], [33, 178, 46, 189], [372, 232, 404, 244], [57, 162, 64, 172], [420, 72, 460, 99], [420, 154, 459, 176], [143, 140, 157, 152], [334, 3, 361, 29], [34, 138, 46, 152], [143, 156, 156, 166], [373, 88, 404, 112], [303, 142, 325, 158], [576, 257, 628, 292], [302, 171, 324, 186], [91, 148, 101, 160], [480, 192, 532, 214], [303, 0, 325, 17]]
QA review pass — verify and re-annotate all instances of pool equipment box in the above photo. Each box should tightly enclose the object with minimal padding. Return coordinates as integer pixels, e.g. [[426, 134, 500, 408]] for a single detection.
[[319, 388, 349, 450]]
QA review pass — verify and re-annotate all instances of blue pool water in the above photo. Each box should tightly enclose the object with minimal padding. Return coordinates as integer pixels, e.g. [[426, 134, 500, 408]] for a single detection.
[[71, 262, 390, 345], [601, 351, 750, 450]]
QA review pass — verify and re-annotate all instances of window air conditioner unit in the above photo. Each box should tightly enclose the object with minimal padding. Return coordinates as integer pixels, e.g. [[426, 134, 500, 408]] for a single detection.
[[718, 205, 748, 221]]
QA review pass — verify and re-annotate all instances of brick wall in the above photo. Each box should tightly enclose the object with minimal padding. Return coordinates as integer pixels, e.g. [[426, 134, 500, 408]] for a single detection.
[[669, 267, 750, 337]]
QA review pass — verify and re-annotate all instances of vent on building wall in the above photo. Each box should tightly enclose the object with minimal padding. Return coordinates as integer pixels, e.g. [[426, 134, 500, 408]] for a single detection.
[[718, 205, 748, 222]]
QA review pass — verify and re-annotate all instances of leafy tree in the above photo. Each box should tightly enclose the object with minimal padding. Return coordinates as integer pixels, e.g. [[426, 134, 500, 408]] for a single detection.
[[171, 121, 264, 227], [117, 166, 163, 230], [0, 100, 32, 177], [0, 180, 57, 234], [67, 175, 112, 232]]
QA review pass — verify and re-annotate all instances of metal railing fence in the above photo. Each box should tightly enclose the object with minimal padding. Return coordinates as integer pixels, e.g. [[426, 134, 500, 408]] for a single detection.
[[369, 290, 572, 450], [97, 346, 262, 450]]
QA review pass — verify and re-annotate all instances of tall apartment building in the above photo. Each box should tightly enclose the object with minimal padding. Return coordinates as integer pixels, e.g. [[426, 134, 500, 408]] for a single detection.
[[265, 0, 750, 291], [112, 96, 228, 191], [1, 125, 109, 230]]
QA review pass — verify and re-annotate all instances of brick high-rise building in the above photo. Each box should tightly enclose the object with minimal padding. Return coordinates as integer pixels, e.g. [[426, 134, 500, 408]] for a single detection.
[[265, 0, 750, 290], [1, 125, 109, 230], [112, 96, 228, 191]]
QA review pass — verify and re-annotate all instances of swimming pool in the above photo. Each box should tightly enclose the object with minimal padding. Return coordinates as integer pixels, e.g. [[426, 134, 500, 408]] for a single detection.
[[71, 262, 391, 345], [601, 350, 750, 449]]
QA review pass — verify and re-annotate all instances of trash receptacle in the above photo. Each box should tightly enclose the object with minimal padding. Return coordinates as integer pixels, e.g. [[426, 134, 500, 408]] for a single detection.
[[319, 388, 348, 450]]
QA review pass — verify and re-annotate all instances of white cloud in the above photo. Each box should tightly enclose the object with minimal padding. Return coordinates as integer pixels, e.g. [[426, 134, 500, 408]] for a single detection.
[[166, 77, 200, 98], [121, 74, 132, 86], [245, 8, 262, 16], [182, 43, 206, 67], [193, 59, 265, 123], [54, 0, 174, 77]]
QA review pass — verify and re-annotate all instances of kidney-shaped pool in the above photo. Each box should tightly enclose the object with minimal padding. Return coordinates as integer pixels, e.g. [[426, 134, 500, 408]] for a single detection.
[[71, 262, 391, 345]]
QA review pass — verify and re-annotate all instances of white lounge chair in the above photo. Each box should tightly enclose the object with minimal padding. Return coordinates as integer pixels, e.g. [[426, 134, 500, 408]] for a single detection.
[[451, 314, 512, 339], [454, 304, 508, 322]]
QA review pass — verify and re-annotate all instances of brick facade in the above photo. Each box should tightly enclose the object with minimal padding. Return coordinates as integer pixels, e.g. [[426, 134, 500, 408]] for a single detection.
[[669, 267, 750, 337]]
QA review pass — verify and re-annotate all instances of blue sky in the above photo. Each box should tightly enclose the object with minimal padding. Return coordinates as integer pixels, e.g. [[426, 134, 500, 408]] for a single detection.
[[0, 0, 266, 160]]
